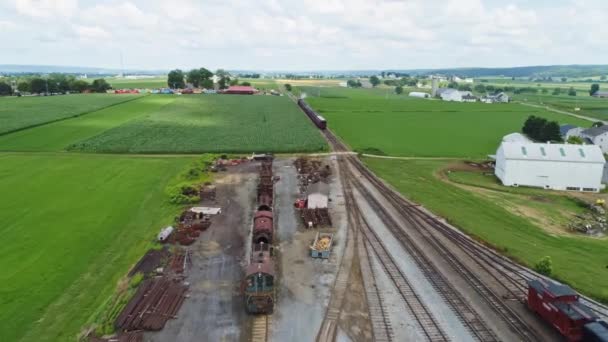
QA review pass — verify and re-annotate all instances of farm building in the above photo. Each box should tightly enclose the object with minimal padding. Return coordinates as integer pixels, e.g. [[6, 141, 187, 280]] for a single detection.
[[494, 139, 605, 192], [560, 124, 584, 140], [592, 91, 608, 98], [222, 85, 258, 95], [409, 91, 430, 99], [307, 182, 329, 209], [462, 94, 477, 102], [436, 88, 472, 102], [482, 92, 510, 103], [502, 132, 532, 143], [581, 125, 608, 153]]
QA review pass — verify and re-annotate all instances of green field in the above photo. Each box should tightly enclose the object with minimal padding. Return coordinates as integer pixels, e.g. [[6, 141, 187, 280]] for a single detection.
[[0, 153, 193, 342], [106, 77, 167, 89], [364, 157, 608, 302], [0, 94, 140, 135], [0, 96, 175, 152], [70, 95, 327, 154], [302, 86, 591, 157]]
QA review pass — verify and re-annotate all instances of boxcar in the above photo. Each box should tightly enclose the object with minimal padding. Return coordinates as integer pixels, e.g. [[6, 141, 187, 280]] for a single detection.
[[253, 210, 273, 245]]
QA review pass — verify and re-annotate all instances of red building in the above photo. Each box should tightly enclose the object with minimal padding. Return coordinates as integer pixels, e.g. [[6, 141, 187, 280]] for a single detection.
[[222, 85, 258, 95]]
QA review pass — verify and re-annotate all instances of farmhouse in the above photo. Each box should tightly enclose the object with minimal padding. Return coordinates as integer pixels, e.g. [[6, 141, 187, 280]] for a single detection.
[[222, 85, 258, 95], [581, 125, 608, 153], [409, 91, 430, 99], [462, 94, 477, 102], [494, 140, 605, 192], [560, 124, 584, 140], [592, 91, 608, 98], [482, 92, 510, 103], [436, 88, 472, 102], [307, 182, 329, 209]]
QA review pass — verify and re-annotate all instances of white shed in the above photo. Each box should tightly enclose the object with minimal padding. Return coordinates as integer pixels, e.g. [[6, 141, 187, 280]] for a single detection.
[[158, 226, 174, 242], [409, 92, 430, 99], [307, 182, 329, 209], [494, 141, 605, 192]]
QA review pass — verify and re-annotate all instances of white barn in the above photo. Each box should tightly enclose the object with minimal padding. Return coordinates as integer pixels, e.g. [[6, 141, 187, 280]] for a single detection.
[[494, 141, 605, 192], [307, 182, 329, 209], [409, 91, 430, 99]]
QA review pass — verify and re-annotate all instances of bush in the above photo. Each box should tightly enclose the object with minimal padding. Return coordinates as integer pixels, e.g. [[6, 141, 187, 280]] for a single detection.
[[129, 272, 144, 288], [534, 256, 553, 276]]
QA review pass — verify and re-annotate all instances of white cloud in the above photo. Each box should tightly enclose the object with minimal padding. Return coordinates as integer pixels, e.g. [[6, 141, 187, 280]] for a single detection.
[[0, 0, 607, 69], [14, 0, 77, 18]]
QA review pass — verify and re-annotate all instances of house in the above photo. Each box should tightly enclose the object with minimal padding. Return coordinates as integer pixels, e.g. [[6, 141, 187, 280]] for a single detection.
[[482, 92, 510, 103], [581, 125, 608, 153], [494, 139, 605, 192], [592, 91, 608, 98], [560, 124, 584, 140], [437, 88, 463, 102], [409, 91, 430, 99], [462, 94, 477, 102], [307, 182, 329, 209], [222, 85, 258, 95]]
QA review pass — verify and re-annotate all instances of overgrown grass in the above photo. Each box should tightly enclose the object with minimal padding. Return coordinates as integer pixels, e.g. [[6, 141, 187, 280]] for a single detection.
[[0, 94, 141, 135], [364, 157, 608, 303], [165, 154, 217, 204], [69, 95, 327, 154], [0, 153, 195, 342]]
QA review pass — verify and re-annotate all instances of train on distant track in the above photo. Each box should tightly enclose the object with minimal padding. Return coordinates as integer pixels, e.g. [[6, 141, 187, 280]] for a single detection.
[[527, 279, 608, 341], [244, 158, 276, 314], [297, 98, 327, 130]]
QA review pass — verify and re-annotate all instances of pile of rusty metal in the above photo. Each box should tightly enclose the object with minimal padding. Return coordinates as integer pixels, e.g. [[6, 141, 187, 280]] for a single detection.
[[199, 185, 216, 202], [169, 250, 191, 274], [294, 157, 331, 193], [300, 208, 332, 228], [257, 160, 274, 204], [128, 247, 170, 276], [174, 209, 213, 245], [115, 277, 188, 331]]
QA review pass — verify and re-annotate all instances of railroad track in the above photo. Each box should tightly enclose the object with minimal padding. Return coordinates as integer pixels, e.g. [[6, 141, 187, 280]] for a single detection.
[[251, 314, 271, 342]]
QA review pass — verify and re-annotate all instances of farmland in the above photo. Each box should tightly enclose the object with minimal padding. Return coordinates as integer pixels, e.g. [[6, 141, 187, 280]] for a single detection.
[[105, 76, 167, 89], [0, 153, 194, 342], [0, 94, 140, 135], [302, 86, 591, 157], [70, 95, 327, 154], [0, 96, 176, 152], [364, 157, 608, 302]]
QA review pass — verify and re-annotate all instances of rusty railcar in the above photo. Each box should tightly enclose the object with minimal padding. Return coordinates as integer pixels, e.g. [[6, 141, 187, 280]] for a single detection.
[[244, 250, 275, 314]]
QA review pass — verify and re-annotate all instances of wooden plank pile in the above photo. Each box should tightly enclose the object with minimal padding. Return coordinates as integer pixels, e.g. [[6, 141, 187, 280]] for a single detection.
[[115, 277, 188, 331]]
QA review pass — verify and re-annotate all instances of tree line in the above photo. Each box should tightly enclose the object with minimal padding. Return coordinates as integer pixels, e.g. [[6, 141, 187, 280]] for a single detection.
[[522, 116, 562, 142], [0, 74, 111, 96], [167, 68, 254, 90]]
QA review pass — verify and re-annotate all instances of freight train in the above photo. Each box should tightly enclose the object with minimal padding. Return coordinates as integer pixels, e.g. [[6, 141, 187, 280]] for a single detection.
[[297, 99, 327, 129], [527, 279, 608, 341], [244, 159, 276, 314]]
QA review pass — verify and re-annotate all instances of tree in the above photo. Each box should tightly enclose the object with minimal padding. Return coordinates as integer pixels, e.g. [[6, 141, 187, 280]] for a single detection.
[[17, 81, 30, 93], [458, 84, 472, 91], [592, 121, 604, 128], [590, 83, 600, 96], [534, 256, 552, 276], [347, 80, 362, 88], [561, 77, 567, 82], [601, 75, 607, 81], [216, 69, 231, 90], [370, 76, 380, 87], [201, 79, 213, 89], [473, 84, 486, 93], [241, 81, 251, 86], [229, 78, 239, 86], [541, 88, 548, 94], [167, 69, 185, 89], [91, 79, 111, 93], [447, 81, 458, 89], [522, 116, 545, 139], [568, 87, 577, 96], [186, 69, 202, 87], [0, 81, 12, 96], [395, 85, 403, 94], [284, 84, 292, 91], [567, 136, 584, 144], [30, 78, 47, 94], [552, 87, 561, 95], [70, 80, 89, 93], [541, 121, 562, 142]]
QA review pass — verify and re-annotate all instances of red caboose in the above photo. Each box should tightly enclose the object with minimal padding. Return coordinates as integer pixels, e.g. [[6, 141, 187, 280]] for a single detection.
[[253, 211, 273, 245], [528, 279, 597, 341]]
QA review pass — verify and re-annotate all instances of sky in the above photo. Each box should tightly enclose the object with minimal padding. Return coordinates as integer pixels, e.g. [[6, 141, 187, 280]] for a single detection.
[[0, 0, 607, 71]]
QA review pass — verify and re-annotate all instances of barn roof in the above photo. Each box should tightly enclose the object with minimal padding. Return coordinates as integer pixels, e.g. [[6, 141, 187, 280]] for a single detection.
[[502, 133, 532, 143], [499, 141, 605, 163], [529, 279, 577, 298], [582, 125, 608, 137], [559, 124, 577, 136]]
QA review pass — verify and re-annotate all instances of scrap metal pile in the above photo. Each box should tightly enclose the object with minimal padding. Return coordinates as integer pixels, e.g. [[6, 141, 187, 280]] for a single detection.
[[128, 248, 170, 276], [115, 277, 188, 331], [171, 209, 213, 245], [300, 208, 332, 228], [199, 184, 216, 202], [294, 157, 332, 193]]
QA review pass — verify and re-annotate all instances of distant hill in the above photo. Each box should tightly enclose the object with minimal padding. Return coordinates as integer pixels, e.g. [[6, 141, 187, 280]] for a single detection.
[[0, 64, 167, 75], [385, 65, 608, 78]]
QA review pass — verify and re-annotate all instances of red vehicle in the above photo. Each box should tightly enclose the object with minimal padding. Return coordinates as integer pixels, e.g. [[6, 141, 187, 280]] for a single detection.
[[253, 211, 273, 245], [527, 279, 601, 341], [244, 250, 274, 314]]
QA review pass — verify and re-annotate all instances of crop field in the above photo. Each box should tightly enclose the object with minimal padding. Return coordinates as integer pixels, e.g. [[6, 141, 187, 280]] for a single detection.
[[0, 94, 140, 135], [0, 153, 194, 342], [106, 77, 167, 89], [364, 157, 608, 303], [0, 96, 176, 152], [303, 86, 591, 157], [513, 93, 608, 120], [70, 95, 327, 154]]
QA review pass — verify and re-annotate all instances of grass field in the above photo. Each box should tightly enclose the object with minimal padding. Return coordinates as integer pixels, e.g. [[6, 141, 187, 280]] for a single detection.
[[106, 77, 167, 89], [70, 95, 327, 154], [364, 157, 608, 303], [0, 94, 140, 135], [0, 96, 176, 152], [0, 153, 194, 342], [513, 93, 608, 120], [302, 86, 592, 157]]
